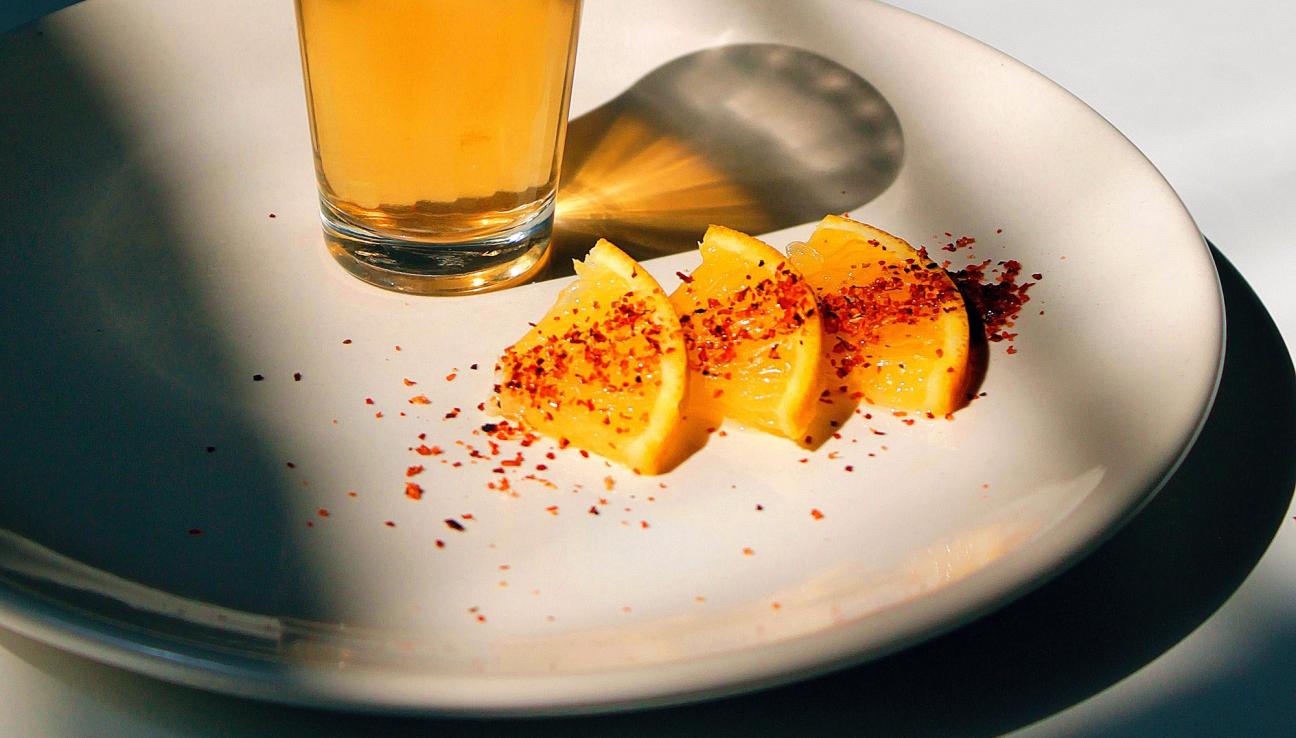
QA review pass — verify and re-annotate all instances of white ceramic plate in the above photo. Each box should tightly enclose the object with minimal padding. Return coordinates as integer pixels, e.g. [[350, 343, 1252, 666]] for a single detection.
[[0, 0, 1221, 715]]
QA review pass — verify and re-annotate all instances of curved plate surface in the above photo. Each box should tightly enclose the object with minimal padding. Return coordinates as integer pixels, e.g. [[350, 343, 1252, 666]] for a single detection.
[[0, 0, 1222, 714]]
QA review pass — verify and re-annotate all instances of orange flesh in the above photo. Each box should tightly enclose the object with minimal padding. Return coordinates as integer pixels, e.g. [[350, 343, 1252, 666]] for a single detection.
[[669, 226, 821, 438], [793, 218, 970, 415]]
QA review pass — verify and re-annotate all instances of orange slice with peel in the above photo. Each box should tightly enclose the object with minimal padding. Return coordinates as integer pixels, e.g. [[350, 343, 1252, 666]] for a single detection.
[[669, 225, 822, 439], [789, 215, 970, 415], [493, 239, 686, 474]]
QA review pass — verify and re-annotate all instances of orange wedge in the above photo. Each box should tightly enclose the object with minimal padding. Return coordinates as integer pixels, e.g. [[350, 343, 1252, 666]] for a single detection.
[[789, 215, 970, 415], [493, 239, 686, 474], [669, 225, 822, 439]]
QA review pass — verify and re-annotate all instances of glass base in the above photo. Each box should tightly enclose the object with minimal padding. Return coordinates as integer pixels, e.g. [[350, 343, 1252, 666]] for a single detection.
[[320, 199, 554, 296]]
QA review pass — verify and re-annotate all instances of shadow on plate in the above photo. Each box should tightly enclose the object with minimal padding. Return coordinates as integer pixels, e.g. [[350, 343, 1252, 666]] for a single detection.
[[4, 245, 1292, 735], [541, 43, 903, 278], [0, 23, 324, 621]]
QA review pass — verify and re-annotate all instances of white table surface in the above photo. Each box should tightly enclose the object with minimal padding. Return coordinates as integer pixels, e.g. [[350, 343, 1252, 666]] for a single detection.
[[2, 1, 1293, 735]]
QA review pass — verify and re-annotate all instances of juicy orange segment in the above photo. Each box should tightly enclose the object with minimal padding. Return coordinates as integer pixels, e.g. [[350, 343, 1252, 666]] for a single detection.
[[789, 215, 970, 415], [494, 240, 686, 474], [669, 225, 822, 439]]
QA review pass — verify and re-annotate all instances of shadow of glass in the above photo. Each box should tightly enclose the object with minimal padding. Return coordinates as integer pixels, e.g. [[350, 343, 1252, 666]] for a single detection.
[[0, 26, 309, 619], [5, 245, 1290, 735], [543, 43, 903, 278]]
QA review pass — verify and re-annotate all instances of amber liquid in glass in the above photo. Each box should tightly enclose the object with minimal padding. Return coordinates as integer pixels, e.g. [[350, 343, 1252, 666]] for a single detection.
[[295, 0, 580, 291]]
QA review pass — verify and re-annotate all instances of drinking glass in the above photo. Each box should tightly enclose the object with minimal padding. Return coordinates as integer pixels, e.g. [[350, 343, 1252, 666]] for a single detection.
[[295, 0, 582, 294]]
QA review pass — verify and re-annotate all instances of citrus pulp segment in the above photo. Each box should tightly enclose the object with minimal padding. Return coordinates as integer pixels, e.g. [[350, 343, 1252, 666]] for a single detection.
[[494, 239, 687, 474], [669, 225, 823, 439], [789, 215, 970, 415]]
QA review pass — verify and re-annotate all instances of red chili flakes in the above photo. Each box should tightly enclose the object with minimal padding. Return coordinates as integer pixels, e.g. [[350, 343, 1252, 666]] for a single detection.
[[347, 491, 358, 497], [470, 363, 479, 370], [444, 518, 465, 531], [394, 345, 402, 351], [579, 449, 590, 458], [403, 378, 417, 387], [364, 397, 375, 405], [588, 505, 600, 515], [742, 547, 755, 556], [811, 508, 824, 520], [816, 253, 964, 381], [844, 465, 855, 472], [445, 372, 457, 382], [545, 505, 559, 516], [675, 270, 694, 283], [342, 339, 352, 345], [406, 465, 424, 477], [951, 258, 1037, 346], [375, 412, 384, 419], [603, 476, 616, 491], [384, 520, 396, 527], [435, 539, 445, 548], [675, 264, 816, 382], [444, 407, 461, 419], [415, 444, 442, 456], [317, 508, 330, 518], [292, 372, 302, 382], [409, 395, 431, 405], [404, 482, 424, 500]]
